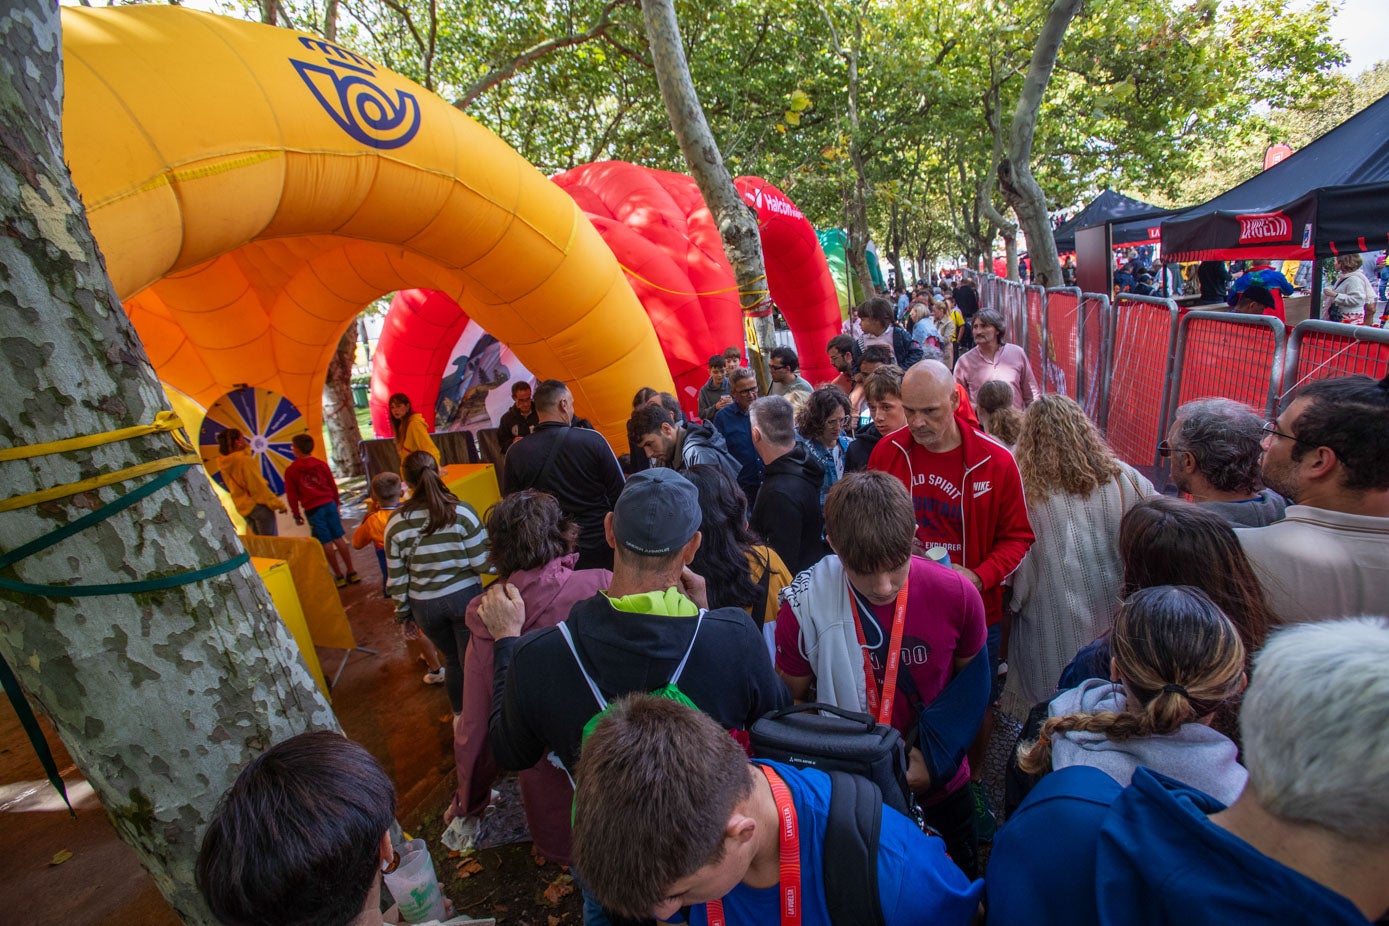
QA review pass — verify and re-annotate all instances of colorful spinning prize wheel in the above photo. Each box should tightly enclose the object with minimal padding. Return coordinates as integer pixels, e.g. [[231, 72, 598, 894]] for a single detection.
[[198, 387, 305, 495]]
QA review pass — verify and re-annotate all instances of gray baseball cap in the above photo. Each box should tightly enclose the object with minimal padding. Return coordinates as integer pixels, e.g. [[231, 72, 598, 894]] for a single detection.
[[612, 469, 702, 556]]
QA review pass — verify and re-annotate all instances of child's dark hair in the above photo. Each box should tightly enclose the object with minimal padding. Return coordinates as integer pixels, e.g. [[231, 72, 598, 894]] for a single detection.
[[195, 731, 396, 926], [400, 451, 459, 535], [216, 427, 244, 455], [370, 472, 401, 506], [291, 433, 315, 455]]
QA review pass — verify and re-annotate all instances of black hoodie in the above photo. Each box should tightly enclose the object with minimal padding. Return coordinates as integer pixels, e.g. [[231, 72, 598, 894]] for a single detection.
[[749, 443, 826, 575], [489, 596, 789, 773]]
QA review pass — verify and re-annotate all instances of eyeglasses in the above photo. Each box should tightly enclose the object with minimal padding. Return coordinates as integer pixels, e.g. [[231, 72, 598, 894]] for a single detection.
[[768, 364, 786, 372], [1157, 439, 1183, 458], [733, 386, 758, 396], [1260, 422, 1304, 444], [836, 415, 852, 427]]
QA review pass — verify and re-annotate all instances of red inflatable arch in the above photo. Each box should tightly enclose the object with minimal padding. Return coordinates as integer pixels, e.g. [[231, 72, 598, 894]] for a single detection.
[[372, 164, 840, 425], [734, 176, 840, 386]]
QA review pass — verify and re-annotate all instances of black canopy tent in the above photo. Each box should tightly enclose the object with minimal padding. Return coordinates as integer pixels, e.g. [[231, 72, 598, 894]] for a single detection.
[[1054, 189, 1175, 252], [1160, 91, 1389, 263]]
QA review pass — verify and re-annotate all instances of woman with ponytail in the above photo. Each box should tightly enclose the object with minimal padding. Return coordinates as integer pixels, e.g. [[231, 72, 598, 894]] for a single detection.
[[388, 393, 440, 469], [383, 451, 488, 716], [1012, 586, 1248, 808]]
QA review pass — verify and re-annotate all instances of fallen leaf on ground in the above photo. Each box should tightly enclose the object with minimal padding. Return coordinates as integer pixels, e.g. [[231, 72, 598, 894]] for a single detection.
[[455, 858, 485, 878], [49, 850, 73, 866], [531, 847, 548, 867], [542, 874, 574, 904], [548, 917, 561, 926]]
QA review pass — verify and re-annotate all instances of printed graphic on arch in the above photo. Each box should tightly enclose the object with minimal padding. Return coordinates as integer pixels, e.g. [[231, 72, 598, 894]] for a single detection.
[[290, 37, 421, 150]]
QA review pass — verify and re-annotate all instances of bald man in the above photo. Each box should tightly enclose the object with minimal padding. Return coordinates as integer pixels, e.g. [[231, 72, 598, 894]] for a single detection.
[[868, 360, 1034, 833]]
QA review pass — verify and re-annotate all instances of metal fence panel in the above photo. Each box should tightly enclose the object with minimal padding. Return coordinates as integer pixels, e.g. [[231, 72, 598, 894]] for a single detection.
[[1104, 296, 1179, 480], [1280, 320, 1389, 403], [1024, 285, 1046, 383], [1169, 312, 1287, 432], [1044, 287, 1082, 399], [1079, 293, 1112, 425]]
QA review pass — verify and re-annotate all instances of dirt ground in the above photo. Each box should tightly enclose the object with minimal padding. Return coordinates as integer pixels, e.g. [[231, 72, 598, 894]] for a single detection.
[[0, 480, 575, 925]]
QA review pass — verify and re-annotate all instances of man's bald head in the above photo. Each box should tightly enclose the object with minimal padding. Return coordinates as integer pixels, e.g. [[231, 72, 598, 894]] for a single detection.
[[900, 360, 962, 453], [903, 360, 955, 394]]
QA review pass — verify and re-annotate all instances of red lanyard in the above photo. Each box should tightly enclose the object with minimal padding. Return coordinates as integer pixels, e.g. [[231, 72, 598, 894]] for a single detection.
[[846, 580, 910, 726], [706, 765, 801, 926]]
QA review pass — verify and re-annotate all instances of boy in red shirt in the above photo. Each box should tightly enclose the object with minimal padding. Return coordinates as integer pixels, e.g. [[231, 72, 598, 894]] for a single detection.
[[285, 434, 357, 588]]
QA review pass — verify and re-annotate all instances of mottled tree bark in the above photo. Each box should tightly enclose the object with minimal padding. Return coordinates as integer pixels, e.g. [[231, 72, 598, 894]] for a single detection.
[[0, 5, 337, 923], [641, 0, 773, 378], [997, 0, 1082, 288], [323, 324, 365, 478]]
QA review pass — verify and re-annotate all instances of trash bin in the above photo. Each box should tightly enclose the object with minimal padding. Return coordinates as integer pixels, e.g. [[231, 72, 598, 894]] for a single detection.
[[352, 385, 369, 408]]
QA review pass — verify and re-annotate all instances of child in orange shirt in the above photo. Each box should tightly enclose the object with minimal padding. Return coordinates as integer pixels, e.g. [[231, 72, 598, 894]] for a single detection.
[[353, 472, 446, 685]]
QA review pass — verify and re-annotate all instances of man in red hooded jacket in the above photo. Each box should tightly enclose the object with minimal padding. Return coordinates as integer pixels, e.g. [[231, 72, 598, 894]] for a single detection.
[[868, 359, 1034, 835]]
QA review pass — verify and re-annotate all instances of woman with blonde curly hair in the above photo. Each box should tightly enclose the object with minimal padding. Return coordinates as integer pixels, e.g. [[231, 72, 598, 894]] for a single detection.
[[1004, 394, 1155, 714], [1012, 585, 1248, 805]]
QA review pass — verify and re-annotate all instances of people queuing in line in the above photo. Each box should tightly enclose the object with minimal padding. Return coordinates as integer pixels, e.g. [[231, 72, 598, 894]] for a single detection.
[[197, 333, 1389, 926]]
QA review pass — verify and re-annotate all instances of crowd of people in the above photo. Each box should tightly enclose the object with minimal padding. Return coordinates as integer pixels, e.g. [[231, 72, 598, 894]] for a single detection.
[[199, 286, 1389, 926]]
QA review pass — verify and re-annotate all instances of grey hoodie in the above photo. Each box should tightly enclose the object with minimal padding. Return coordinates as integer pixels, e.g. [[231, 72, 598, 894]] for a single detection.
[[674, 421, 742, 480], [1047, 678, 1247, 805]]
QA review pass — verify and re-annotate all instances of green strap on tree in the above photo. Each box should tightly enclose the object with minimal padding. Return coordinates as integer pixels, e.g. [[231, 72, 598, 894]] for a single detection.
[[0, 650, 74, 816], [0, 463, 250, 813], [0, 464, 249, 597]]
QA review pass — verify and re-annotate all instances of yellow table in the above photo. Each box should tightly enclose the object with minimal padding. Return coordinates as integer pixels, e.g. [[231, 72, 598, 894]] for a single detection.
[[252, 556, 330, 698], [442, 464, 502, 586], [442, 463, 501, 516]]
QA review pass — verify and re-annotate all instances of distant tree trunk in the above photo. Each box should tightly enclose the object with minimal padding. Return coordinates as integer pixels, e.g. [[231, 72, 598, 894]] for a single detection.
[[997, 0, 1082, 288], [324, 0, 339, 40], [820, 0, 876, 300], [641, 0, 773, 379], [0, 6, 337, 923], [323, 325, 365, 477], [980, 83, 1021, 282]]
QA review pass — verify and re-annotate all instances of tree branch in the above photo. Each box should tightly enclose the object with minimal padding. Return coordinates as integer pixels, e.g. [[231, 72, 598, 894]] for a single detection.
[[454, 0, 635, 111]]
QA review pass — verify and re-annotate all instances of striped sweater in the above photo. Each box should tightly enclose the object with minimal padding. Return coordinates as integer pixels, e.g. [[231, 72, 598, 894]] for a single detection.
[[383, 504, 488, 620]]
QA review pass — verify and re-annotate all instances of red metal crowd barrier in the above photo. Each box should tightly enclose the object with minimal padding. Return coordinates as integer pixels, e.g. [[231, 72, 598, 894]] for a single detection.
[[1079, 293, 1111, 424], [1280, 320, 1389, 401], [1024, 285, 1046, 389], [1104, 296, 1179, 477], [1044, 287, 1081, 399], [1168, 312, 1286, 430]]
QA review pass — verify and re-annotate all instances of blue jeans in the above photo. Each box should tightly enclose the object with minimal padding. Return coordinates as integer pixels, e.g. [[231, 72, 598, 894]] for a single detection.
[[410, 583, 482, 713]]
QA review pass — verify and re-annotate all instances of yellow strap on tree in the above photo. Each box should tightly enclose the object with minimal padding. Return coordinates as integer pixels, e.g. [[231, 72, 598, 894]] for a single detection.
[[0, 412, 200, 513], [0, 410, 195, 462]]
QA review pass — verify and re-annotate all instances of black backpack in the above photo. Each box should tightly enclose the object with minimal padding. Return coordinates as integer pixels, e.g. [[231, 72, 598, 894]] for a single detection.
[[750, 703, 913, 926]]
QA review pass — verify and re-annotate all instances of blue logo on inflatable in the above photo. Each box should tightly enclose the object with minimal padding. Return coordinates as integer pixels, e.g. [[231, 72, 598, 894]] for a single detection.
[[291, 38, 420, 150]]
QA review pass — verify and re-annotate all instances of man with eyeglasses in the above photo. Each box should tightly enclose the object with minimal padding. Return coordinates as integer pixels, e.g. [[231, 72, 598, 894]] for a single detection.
[[1235, 374, 1389, 624], [1163, 398, 1288, 528], [715, 367, 766, 507], [767, 346, 813, 397]]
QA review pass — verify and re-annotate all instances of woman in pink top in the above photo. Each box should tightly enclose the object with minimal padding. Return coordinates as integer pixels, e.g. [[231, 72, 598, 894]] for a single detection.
[[449, 490, 611, 863], [953, 309, 1039, 410]]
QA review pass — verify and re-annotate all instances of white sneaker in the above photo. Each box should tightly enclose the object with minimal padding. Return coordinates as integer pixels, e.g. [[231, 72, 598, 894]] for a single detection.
[[422, 667, 446, 685]]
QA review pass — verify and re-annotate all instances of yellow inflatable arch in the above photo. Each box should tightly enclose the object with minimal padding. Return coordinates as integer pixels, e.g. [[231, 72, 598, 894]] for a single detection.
[[61, 5, 673, 449]]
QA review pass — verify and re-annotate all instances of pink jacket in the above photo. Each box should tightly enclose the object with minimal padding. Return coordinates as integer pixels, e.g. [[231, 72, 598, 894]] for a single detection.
[[455, 554, 611, 865]]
